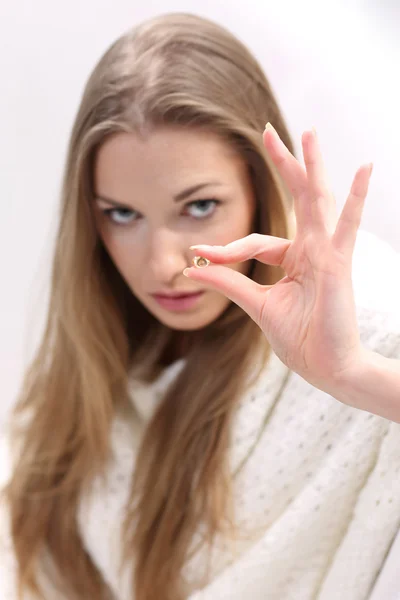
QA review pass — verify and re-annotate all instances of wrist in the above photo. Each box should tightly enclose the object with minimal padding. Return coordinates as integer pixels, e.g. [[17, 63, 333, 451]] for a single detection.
[[329, 347, 373, 401], [323, 348, 400, 423]]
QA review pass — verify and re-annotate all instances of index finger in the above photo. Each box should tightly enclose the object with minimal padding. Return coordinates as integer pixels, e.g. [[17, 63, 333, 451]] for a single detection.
[[190, 233, 291, 266]]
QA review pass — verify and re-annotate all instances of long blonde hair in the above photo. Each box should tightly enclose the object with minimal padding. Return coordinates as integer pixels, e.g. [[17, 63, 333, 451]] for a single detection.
[[5, 13, 294, 600]]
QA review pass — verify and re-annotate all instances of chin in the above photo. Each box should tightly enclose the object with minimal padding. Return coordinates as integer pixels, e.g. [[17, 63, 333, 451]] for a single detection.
[[147, 303, 229, 331], [155, 313, 219, 331]]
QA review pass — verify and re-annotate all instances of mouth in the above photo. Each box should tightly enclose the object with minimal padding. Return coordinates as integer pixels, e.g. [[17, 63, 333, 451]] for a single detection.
[[151, 291, 205, 312]]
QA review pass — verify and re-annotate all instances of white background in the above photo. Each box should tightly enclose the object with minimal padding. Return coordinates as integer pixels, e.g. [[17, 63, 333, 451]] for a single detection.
[[0, 0, 399, 423]]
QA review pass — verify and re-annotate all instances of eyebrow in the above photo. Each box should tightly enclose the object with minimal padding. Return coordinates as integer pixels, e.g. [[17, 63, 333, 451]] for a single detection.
[[94, 195, 132, 209], [173, 181, 222, 202], [94, 181, 223, 208]]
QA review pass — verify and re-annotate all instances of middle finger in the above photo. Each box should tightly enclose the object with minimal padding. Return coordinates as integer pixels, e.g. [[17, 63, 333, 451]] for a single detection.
[[302, 129, 337, 233], [263, 123, 310, 232]]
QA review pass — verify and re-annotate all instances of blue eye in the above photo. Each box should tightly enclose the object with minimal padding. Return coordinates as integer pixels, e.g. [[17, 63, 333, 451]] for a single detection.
[[185, 199, 220, 219], [102, 207, 138, 225]]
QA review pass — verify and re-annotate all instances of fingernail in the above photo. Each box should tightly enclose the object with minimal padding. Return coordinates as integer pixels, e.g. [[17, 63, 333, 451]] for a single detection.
[[189, 244, 210, 250], [368, 162, 374, 176], [183, 268, 191, 277], [264, 122, 275, 134], [312, 126, 317, 138]]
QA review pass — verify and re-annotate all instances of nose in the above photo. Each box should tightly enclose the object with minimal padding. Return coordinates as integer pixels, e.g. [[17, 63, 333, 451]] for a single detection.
[[147, 228, 189, 286]]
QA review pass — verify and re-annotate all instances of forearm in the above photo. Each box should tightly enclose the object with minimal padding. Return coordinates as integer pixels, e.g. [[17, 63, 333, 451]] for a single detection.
[[327, 349, 400, 423]]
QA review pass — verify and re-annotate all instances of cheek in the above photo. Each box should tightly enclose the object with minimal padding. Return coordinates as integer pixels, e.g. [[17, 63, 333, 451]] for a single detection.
[[221, 205, 255, 277], [214, 204, 254, 272], [221, 199, 255, 241], [99, 230, 143, 283]]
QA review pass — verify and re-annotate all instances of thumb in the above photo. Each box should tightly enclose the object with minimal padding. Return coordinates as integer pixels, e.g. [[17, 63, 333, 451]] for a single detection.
[[183, 263, 267, 325]]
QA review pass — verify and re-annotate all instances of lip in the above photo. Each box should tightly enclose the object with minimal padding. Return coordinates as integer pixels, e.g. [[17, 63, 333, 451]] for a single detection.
[[151, 291, 205, 312]]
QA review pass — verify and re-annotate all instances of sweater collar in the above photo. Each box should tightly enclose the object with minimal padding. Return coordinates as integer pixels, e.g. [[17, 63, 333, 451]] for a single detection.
[[127, 352, 290, 475]]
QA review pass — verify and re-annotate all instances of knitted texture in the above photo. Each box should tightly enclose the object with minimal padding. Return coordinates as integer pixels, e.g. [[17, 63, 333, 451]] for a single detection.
[[1, 231, 400, 599]]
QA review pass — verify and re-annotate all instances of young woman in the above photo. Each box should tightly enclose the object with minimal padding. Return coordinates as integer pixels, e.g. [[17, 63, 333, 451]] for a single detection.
[[1, 12, 400, 600]]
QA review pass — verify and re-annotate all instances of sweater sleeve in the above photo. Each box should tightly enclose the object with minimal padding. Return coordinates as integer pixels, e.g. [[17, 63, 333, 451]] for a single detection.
[[351, 237, 400, 598]]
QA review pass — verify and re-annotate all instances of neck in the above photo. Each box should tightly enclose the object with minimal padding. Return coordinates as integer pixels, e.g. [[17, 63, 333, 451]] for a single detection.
[[160, 331, 194, 365]]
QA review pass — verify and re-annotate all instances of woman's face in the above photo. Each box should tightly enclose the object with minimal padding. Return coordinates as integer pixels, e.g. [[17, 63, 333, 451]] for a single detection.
[[93, 126, 256, 331]]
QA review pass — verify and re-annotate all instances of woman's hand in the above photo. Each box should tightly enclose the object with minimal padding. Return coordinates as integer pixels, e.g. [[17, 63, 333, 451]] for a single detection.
[[183, 124, 373, 392]]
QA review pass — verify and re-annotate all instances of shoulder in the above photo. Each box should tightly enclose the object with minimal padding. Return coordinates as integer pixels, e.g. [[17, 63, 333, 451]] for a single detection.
[[352, 230, 400, 356]]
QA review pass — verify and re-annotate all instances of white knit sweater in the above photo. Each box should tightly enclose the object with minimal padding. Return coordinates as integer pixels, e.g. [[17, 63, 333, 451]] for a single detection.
[[1, 230, 400, 600]]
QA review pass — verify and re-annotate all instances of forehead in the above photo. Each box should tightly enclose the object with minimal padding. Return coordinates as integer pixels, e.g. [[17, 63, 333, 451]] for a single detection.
[[93, 126, 246, 197]]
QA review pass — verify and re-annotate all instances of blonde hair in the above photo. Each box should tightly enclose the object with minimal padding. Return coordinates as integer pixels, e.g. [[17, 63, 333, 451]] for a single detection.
[[5, 12, 294, 600]]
